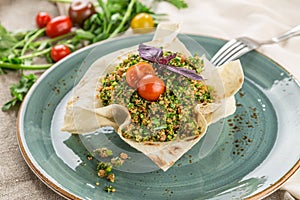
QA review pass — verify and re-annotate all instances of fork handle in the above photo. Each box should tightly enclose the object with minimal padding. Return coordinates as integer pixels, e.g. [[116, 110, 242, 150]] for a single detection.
[[270, 25, 300, 43]]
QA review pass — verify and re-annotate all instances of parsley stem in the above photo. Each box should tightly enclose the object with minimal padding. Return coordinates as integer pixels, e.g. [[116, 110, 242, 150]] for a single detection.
[[21, 28, 45, 56], [0, 63, 52, 70], [109, 0, 136, 38], [32, 32, 75, 47], [19, 48, 52, 59], [12, 30, 36, 50], [98, 0, 110, 33], [98, 0, 110, 21]]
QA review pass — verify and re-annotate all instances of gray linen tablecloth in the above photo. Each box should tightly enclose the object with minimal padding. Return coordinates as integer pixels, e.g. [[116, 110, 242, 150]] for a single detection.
[[0, 0, 297, 199]]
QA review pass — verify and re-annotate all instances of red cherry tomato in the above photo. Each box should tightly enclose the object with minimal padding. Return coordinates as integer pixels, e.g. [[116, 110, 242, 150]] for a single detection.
[[137, 75, 165, 101], [36, 12, 51, 28], [46, 16, 73, 38], [126, 62, 155, 89], [50, 44, 71, 62], [69, 0, 96, 27]]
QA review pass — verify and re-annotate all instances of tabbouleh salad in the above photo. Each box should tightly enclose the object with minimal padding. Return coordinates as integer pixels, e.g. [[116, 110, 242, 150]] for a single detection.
[[97, 48, 213, 142]]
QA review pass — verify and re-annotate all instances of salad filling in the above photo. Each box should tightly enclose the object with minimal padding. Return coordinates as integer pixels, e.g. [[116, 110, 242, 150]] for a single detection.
[[97, 46, 212, 142]]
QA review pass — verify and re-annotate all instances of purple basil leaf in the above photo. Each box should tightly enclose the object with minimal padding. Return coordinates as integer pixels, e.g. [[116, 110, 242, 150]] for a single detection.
[[138, 44, 203, 81], [157, 53, 177, 65], [164, 65, 203, 80], [138, 44, 162, 62]]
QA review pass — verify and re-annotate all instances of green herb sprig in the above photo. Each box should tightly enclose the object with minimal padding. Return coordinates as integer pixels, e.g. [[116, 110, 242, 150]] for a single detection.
[[156, 0, 188, 9], [0, 0, 188, 111], [2, 74, 37, 111]]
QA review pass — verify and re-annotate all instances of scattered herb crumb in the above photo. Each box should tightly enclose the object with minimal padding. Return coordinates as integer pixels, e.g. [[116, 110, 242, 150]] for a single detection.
[[92, 150, 129, 192], [106, 173, 115, 183], [104, 185, 116, 193], [94, 147, 113, 158], [110, 157, 124, 167], [120, 152, 129, 160], [87, 152, 93, 160], [97, 162, 113, 177]]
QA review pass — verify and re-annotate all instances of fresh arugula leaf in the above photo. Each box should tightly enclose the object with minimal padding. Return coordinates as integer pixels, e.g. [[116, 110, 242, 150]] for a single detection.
[[10, 30, 29, 41], [0, 24, 18, 58], [2, 74, 37, 111], [159, 0, 188, 9], [75, 29, 96, 41], [107, 0, 130, 14], [133, 1, 153, 14]]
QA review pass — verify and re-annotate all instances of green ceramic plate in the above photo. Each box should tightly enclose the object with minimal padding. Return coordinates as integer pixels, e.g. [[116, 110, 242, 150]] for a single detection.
[[17, 34, 300, 200]]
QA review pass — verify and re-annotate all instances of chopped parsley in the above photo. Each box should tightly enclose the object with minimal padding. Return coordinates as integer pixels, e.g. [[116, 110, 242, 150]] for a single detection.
[[98, 51, 212, 142]]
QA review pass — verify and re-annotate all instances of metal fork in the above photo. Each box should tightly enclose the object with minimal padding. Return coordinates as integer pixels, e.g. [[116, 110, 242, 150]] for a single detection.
[[210, 25, 300, 66]]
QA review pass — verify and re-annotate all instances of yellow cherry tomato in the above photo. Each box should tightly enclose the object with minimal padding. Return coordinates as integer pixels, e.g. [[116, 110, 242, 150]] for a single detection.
[[130, 13, 154, 33]]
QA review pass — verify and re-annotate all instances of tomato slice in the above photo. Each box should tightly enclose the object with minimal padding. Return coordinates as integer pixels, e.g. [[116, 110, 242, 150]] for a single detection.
[[137, 74, 165, 101], [126, 62, 155, 89]]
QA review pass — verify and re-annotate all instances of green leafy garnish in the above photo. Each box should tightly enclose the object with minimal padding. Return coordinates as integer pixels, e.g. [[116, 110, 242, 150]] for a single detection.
[[156, 0, 188, 9], [0, 0, 189, 111], [2, 74, 37, 111], [0, 24, 18, 58], [0, 24, 56, 71]]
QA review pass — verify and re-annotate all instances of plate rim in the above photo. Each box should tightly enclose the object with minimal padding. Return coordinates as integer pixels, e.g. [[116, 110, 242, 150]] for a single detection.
[[16, 33, 300, 200]]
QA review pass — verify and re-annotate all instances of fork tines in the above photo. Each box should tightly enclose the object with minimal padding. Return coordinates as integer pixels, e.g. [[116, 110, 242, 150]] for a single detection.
[[211, 38, 253, 66]]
